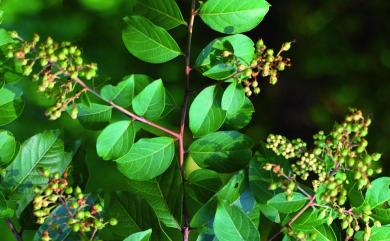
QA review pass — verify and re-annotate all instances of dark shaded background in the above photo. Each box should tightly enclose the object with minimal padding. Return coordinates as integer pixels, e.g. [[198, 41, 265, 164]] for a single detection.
[[0, 0, 389, 239]]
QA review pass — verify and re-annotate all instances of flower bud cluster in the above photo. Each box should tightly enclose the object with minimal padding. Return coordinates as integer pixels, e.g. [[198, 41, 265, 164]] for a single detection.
[[221, 39, 292, 97], [264, 109, 383, 240], [5, 31, 97, 120], [266, 134, 306, 159], [34, 168, 117, 241]]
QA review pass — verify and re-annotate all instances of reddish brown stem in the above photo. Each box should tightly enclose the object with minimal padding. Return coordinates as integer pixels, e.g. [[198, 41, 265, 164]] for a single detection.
[[179, 1, 197, 241], [74, 77, 180, 139], [268, 195, 316, 241]]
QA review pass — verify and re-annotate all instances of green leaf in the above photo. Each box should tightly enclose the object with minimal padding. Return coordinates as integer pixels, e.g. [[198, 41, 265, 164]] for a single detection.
[[132, 79, 166, 120], [288, 208, 329, 231], [312, 225, 338, 241], [226, 97, 254, 129], [203, 64, 236, 80], [189, 131, 253, 172], [222, 83, 246, 113], [190, 171, 246, 228], [189, 85, 226, 137], [125, 162, 182, 230], [0, 29, 16, 46], [355, 226, 390, 241], [0, 130, 17, 165], [214, 201, 260, 241], [196, 34, 255, 81], [199, 0, 270, 34], [77, 103, 112, 129], [188, 169, 222, 203], [196, 34, 255, 72], [122, 16, 181, 64], [222, 82, 254, 129], [1, 130, 72, 217], [116, 137, 175, 180], [86, 150, 182, 230], [267, 192, 309, 214], [96, 120, 136, 160], [101, 74, 152, 108], [365, 177, 390, 209], [0, 86, 24, 126], [134, 0, 186, 30], [124, 229, 152, 241], [102, 191, 175, 241]]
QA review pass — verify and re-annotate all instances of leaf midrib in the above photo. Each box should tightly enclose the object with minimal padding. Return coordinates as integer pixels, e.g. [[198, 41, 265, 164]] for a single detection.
[[9, 134, 59, 195], [126, 17, 181, 55], [138, 2, 186, 26]]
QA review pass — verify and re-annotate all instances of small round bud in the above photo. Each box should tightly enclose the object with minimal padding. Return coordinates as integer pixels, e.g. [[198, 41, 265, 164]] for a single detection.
[[282, 42, 292, 51], [109, 218, 118, 226]]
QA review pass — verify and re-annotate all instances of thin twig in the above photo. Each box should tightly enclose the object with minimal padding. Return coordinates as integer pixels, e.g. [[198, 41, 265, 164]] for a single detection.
[[179, 1, 197, 240], [268, 195, 316, 241], [6, 218, 23, 241], [74, 77, 180, 139]]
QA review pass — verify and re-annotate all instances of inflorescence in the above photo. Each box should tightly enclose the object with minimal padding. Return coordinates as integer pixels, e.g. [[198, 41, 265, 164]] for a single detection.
[[222, 39, 292, 96], [4, 31, 98, 120], [264, 109, 383, 240], [33, 169, 117, 241]]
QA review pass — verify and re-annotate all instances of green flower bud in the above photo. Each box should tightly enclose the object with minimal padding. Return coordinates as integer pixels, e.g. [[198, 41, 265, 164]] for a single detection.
[[372, 153, 382, 161], [109, 218, 118, 226], [282, 42, 292, 51], [76, 211, 84, 219], [72, 223, 80, 232]]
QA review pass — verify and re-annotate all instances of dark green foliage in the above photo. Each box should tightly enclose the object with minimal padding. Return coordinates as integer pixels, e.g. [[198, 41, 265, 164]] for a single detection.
[[0, 1, 388, 241]]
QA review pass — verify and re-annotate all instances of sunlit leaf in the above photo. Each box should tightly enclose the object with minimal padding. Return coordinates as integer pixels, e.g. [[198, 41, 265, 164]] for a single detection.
[[116, 137, 175, 180], [199, 0, 270, 34], [122, 16, 181, 64]]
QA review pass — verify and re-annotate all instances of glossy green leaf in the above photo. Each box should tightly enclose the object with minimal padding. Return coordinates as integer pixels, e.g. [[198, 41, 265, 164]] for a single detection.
[[267, 192, 309, 214], [96, 120, 136, 160], [222, 82, 254, 129], [365, 177, 390, 209], [203, 64, 236, 80], [124, 229, 152, 241], [214, 201, 260, 241], [102, 191, 175, 241], [191, 171, 246, 228], [77, 103, 112, 129], [189, 131, 253, 172], [355, 226, 390, 241], [196, 34, 255, 69], [128, 162, 182, 229], [289, 208, 329, 231], [199, 0, 270, 34], [188, 169, 222, 203], [189, 85, 226, 137], [0, 28, 16, 46], [116, 137, 175, 180], [0, 130, 17, 165], [134, 0, 186, 30], [196, 34, 255, 80], [0, 86, 24, 126], [132, 79, 166, 120], [122, 16, 181, 64], [0, 130, 72, 217], [86, 152, 181, 230], [101, 74, 152, 108], [312, 225, 338, 241]]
